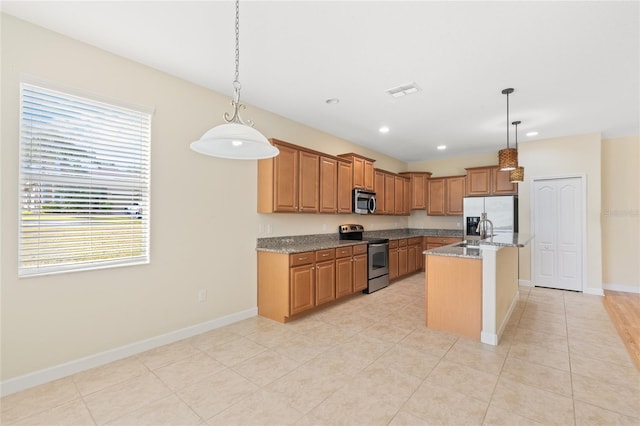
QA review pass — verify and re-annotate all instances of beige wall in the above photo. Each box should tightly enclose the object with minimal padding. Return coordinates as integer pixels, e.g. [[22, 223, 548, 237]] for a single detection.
[[0, 14, 404, 381], [601, 136, 640, 291], [0, 14, 635, 384]]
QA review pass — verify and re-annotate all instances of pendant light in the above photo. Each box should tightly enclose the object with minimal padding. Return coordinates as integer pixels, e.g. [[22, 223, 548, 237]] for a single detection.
[[498, 88, 518, 171], [190, 0, 278, 160], [509, 120, 524, 183]]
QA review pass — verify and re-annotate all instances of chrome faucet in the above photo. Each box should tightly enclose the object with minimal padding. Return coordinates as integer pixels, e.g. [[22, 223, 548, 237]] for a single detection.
[[478, 212, 493, 239]]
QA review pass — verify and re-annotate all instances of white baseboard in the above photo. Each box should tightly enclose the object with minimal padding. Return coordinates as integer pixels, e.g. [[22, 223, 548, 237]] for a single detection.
[[481, 290, 519, 346], [518, 279, 533, 287], [603, 283, 640, 294], [0, 307, 258, 397], [584, 287, 605, 296]]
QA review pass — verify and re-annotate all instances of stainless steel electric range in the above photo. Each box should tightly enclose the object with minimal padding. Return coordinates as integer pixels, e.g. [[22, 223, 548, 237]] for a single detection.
[[338, 224, 390, 293]]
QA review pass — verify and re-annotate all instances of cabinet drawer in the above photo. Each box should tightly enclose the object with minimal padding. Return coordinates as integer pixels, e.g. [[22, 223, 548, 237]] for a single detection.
[[315, 249, 335, 262], [407, 237, 421, 245], [335, 246, 353, 258], [426, 237, 462, 246], [389, 240, 399, 249], [353, 244, 367, 255], [398, 239, 407, 247], [290, 251, 315, 267]]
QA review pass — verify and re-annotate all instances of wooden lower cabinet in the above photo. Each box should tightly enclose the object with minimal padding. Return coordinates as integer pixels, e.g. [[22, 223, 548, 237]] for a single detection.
[[290, 263, 314, 315], [389, 240, 399, 280], [424, 236, 463, 250], [258, 245, 367, 323]]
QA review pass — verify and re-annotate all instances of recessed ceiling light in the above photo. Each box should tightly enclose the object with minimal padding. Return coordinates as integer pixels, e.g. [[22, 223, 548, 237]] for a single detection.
[[437, 145, 447, 150], [526, 131, 538, 137], [379, 126, 390, 134], [325, 98, 340, 105]]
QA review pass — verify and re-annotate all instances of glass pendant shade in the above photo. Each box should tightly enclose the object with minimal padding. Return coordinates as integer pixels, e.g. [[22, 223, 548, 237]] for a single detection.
[[190, 123, 278, 160], [498, 147, 518, 171], [509, 166, 524, 182]]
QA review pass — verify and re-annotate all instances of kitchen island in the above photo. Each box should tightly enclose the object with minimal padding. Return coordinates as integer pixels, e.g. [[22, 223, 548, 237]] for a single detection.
[[423, 233, 532, 346]]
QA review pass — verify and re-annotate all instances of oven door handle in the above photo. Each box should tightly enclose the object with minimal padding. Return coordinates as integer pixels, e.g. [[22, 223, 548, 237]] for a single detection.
[[368, 197, 376, 214], [368, 243, 388, 248]]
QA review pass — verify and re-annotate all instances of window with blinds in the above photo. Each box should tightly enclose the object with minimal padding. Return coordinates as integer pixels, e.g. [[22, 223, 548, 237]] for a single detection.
[[19, 81, 152, 276]]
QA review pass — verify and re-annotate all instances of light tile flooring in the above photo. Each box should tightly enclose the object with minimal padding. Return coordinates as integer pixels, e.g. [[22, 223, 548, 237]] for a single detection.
[[2, 273, 640, 425]]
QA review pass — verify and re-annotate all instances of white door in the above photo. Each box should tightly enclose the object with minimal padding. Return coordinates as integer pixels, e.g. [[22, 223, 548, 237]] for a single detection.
[[532, 177, 583, 291]]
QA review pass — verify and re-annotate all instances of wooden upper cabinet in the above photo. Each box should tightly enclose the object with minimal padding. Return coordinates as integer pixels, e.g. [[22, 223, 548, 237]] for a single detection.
[[337, 160, 352, 214], [427, 178, 446, 215], [400, 172, 431, 210], [465, 166, 517, 196], [403, 177, 411, 215], [394, 176, 404, 215], [258, 141, 298, 213], [298, 150, 320, 212], [384, 172, 395, 214], [338, 153, 375, 191], [446, 176, 465, 215], [374, 169, 385, 215], [319, 156, 337, 213], [427, 176, 465, 216]]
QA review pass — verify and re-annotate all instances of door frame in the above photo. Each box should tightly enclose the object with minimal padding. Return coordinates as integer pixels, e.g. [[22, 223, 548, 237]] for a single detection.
[[530, 174, 588, 292]]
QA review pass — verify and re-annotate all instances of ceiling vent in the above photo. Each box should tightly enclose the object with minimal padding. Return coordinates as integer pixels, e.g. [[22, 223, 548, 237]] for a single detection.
[[385, 82, 421, 98]]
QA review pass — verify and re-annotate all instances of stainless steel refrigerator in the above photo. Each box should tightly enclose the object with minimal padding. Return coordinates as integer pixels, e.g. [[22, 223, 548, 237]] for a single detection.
[[463, 195, 518, 240]]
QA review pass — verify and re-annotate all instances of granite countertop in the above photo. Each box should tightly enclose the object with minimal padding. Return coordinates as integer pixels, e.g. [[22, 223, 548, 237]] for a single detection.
[[256, 228, 463, 254], [423, 233, 533, 259]]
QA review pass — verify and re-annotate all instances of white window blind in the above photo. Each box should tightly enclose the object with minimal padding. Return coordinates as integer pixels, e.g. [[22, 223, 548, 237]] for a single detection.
[[19, 82, 151, 276]]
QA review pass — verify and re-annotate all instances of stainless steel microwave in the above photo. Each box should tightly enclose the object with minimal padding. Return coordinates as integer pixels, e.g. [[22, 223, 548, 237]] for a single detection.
[[353, 189, 376, 214]]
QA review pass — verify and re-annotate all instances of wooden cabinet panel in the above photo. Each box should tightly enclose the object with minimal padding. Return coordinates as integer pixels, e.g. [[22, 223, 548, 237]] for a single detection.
[[394, 176, 404, 215], [353, 254, 368, 292], [374, 170, 385, 215], [408, 244, 417, 273], [290, 264, 314, 315], [446, 176, 465, 215], [337, 160, 353, 214], [403, 178, 411, 215], [466, 166, 517, 196], [400, 172, 431, 210], [389, 247, 398, 280], [466, 168, 491, 196], [336, 246, 353, 259], [319, 156, 337, 213], [299, 150, 319, 212], [398, 246, 408, 277], [353, 244, 367, 255], [352, 156, 364, 188], [335, 256, 353, 298], [270, 142, 298, 212], [493, 168, 517, 194], [427, 178, 446, 215], [364, 161, 374, 191], [384, 173, 395, 214], [315, 260, 335, 306]]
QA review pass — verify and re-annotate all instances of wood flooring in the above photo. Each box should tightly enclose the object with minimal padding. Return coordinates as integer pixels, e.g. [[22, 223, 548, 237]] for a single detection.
[[603, 290, 640, 371]]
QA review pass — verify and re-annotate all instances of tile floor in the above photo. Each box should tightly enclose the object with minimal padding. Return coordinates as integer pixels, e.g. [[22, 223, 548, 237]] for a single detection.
[[2, 273, 639, 425]]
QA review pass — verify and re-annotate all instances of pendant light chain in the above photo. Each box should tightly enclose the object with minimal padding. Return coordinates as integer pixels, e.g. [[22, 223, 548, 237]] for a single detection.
[[506, 91, 510, 149], [234, 0, 240, 86], [224, 0, 251, 126]]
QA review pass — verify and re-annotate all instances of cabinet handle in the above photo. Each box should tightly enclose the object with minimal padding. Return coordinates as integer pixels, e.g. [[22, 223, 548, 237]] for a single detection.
[[322, 253, 329, 257], [299, 257, 308, 261]]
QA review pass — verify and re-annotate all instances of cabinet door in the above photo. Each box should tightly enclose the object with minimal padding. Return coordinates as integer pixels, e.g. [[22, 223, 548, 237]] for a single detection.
[[398, 246, 408, 277], [337, 160, 353, 213], [315, 260, 335, 306], [353, 254, 368, 292], [273, 143, 298, 212], [446, 177, 465, 215], [290, 264, 314, 315], [335, 256, 353, 298], [408, 244, 417, 273], [403, 178, 411, 215], [352, 157, 365, 188], [427, 178, 445, 215], [298, 151, 320, 212], [394, 176, 404, 215], [389, 248, 399, 280], [466, 168, 491, 196], [374, 170, 385, 215], [493, 167, 518, 195], [319, 156, 338, 213], [384, 173, 395, 214], [411, 174, 427, 209], [364, 161, 375, 190]]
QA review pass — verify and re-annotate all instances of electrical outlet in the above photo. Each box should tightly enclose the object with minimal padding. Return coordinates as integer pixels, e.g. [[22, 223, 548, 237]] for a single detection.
[[198, 289, 207, 302], [266, 224, 273, 234], [322, 224, 327, 232]]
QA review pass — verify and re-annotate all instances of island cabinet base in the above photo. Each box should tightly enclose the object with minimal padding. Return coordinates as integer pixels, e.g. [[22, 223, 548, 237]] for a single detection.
[[425, 255, 482, 340]]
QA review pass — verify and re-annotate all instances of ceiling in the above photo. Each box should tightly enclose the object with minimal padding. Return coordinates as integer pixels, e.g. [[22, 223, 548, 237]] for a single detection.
[[2, 1, 639, 162]]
